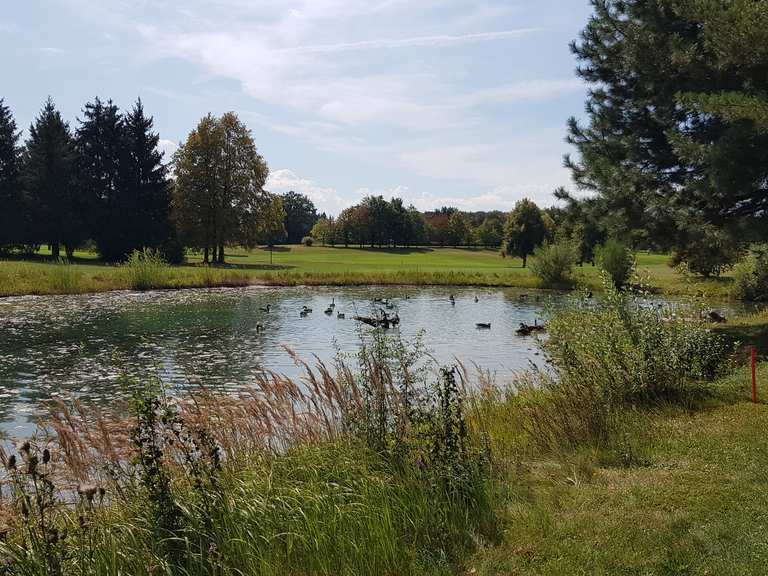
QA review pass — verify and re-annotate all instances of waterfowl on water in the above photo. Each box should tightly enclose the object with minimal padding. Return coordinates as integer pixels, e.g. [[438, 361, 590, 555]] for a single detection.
[[476, 322, 491, 329], [449, 294, 455, 305], [324, 307, 333, 315], [255, 323, 264, 332], [300, 310, 309, 317], [259, 304, 271, 312], [474, 295, 479, 303], [329, 298, 336, 309], [337, 312, 345, 319]]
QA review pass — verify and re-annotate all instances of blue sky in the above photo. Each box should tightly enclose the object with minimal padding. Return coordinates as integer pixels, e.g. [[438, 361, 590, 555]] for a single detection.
[[1, 0, 593, 215]]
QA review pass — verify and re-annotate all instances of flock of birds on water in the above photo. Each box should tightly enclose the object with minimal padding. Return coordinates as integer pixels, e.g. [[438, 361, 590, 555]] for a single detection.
[[254, 293, 548, 337]]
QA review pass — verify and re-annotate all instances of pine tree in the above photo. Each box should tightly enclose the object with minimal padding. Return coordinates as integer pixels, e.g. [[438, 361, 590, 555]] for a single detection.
[[77, 97, 126, 261], [566, 0, 768, 250], [0, 99, 24, 251], [23, 97, 81, 259], [121, 99, 172, 254]]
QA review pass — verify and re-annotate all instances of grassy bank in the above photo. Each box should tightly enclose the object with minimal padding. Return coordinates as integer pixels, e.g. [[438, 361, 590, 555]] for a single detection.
[[2, 287, 766, 574], [0, 246, 736, 297]]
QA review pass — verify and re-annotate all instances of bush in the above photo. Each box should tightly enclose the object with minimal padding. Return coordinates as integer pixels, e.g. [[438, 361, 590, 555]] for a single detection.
[[529, 241, 578, 287], [732, 244, 768, 301], [672, 227, 738, 278], [519, 275, 734, 450], [596, 239, 635, 288], [302, 236, 314, 247], [123, 248, 170, 290]]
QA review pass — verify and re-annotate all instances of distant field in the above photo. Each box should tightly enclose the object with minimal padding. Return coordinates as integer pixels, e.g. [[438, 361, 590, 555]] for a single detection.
[[0, 245, 734, 298]]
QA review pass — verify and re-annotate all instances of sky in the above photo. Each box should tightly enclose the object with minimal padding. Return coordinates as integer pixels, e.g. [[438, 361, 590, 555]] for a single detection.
[[1, 0, 594, 215]]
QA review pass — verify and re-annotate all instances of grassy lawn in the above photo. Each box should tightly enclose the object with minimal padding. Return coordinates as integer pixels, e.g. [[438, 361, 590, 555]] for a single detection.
[[0, 245, 736, 297], [472, 365, 768, 576]]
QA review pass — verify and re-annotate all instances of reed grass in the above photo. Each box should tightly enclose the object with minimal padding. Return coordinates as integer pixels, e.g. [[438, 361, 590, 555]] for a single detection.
[[0, 334, 497, 575]]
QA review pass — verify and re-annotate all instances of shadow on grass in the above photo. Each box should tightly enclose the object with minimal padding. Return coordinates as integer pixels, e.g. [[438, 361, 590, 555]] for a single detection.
[[182, 262, 296, 272]]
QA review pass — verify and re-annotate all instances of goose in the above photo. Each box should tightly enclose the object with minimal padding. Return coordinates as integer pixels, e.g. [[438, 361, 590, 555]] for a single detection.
[[329, 298, 336, 310], [300, 309, 309, 318], [474, 295, 479, 303], [302, 306, 313, 313], [255, 323, 264, 332], [259, 304, 271, 312], [324, 307, 333, 315], [449, 294, 455, 305], [476, 322, 491, 329], [337, 312, 345, 319]]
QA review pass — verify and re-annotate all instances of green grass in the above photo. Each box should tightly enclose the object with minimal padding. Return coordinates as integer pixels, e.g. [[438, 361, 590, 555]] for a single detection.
[[471, 364, 768, 576], [0, 245, 738, 297]]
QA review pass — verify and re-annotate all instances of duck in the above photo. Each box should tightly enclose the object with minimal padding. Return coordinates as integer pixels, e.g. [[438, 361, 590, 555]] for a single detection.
[[474, 295, 479, 303], [259, 304, 271, 312], [449, 294, 456, 305], [324, 307, 333, 315], [337, 312, 345, 319], [255, 323, 264, 332], [476, 322, 491, 329], [300, 310, 309, 318], [302, 306, 313, 313]]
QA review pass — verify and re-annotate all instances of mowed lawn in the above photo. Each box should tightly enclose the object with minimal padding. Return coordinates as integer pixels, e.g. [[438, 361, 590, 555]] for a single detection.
[[0, 245, 734, 297]]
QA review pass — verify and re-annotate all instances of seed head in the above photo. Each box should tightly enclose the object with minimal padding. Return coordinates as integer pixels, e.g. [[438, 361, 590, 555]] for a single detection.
[[5, 455, 15, 470], [42, 448, 51, 464]]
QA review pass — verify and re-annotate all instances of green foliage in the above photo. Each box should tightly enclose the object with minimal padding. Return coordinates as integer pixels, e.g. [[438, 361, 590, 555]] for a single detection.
[[122, 248, 170, 290], [0, 99, 24, 251], [503, 198, 547, 267], [596, 240, 635, 288], [732, 244, 768, 301], [48, 260, 82, 293], [302, 235, 314, 246], [173, 112, 273, 264], [24, 97, 81, 260], [567, 0, 768, 260], [529, 241, 578, 287], [519, 276, 734, 450], [281, 191, 318, 244], [671, 225, 738, 278], [310, 217, 336, 246]]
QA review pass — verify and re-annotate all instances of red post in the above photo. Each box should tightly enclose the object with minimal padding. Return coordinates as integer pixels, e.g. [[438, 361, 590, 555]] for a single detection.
[[752, 347, 758, 404]]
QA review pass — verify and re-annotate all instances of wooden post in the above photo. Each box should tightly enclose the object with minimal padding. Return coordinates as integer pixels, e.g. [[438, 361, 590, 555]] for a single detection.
[[752, 346, 758, 404]]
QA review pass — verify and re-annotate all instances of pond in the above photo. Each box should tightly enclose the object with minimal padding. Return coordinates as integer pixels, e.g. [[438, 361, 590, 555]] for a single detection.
[[0, 285, 756, 437], [0, 286, 556, 436]]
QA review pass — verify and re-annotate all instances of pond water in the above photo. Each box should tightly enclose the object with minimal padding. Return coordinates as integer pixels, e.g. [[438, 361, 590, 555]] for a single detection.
[[0, 286, 556, 436]]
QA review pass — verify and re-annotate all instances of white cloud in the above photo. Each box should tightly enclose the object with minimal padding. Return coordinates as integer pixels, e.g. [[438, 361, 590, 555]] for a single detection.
[[158, 139, 179, 159], [282, 28, 541, 54], [266, 169, 348, 214]]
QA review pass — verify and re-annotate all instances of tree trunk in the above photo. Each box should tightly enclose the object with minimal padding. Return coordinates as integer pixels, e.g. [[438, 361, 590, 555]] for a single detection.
[[212, 245, 218, 263], [51, 242, 60, 260], [217, 243, 225, 264], [203, 246, 209, 264], [522, 254, 527, 268], [65, 244, 75, 261]]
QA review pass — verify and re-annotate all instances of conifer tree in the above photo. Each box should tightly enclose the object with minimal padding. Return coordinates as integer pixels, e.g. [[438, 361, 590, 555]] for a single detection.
[[23, 97, 81, 259], [0, 99, 23, 252]]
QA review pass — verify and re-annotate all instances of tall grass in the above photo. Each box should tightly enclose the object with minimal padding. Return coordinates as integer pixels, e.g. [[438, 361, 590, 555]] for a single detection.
[[48, 260, 82, 293], [122, 248, 171, 291], [0, 333, 497, 575], [516, 275, 735, 451]]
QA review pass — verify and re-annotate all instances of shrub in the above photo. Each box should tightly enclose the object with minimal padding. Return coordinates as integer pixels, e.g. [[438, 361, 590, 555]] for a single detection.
[[529, 241, 578, 287], [596, 239, 635, 288], [732, 243, 768, 301], [672, 227, 738, 278], [519, 275, 734, 451], [302, 236, 314, 247], [123, 248, 170, 290]]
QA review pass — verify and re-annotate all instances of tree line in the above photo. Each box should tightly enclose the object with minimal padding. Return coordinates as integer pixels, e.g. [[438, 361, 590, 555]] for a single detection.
[[0, 98, 289, 263]]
